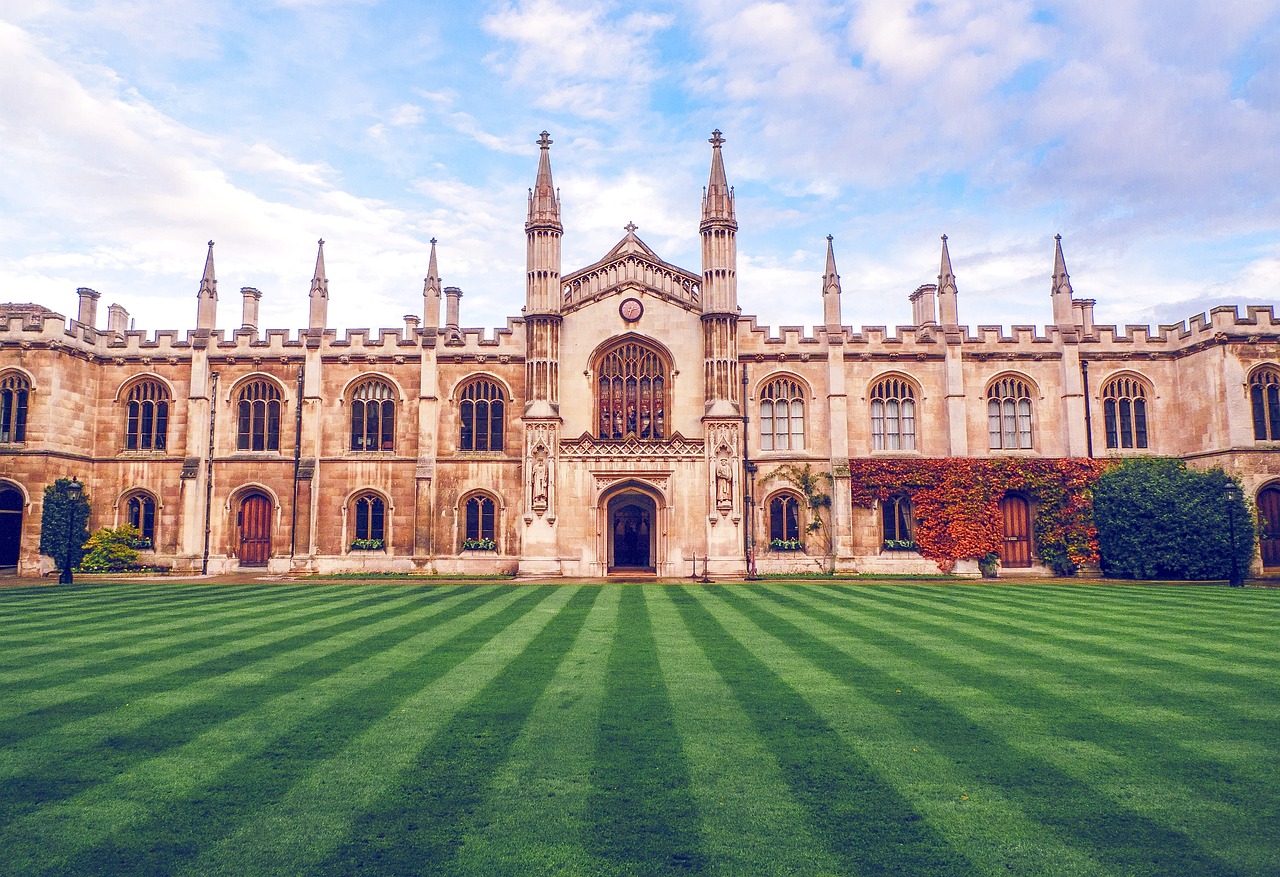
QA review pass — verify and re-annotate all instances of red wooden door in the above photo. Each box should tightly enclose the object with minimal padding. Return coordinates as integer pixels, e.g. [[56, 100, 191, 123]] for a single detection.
[[999, 495, 1032, 568], [1259, 487, 1280, 568], [238, 494, 272, 567]]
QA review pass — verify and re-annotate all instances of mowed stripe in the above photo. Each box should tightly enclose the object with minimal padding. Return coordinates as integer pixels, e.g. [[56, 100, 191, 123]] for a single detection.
[[0, 586, 472, 794], [0, 586, 391, 688], [585, 585, 706, 875], [0, 585, 525, 874], [728, 585, 1245, 876], [171, 585, 583, 877], [647, 586, 843, 875], [839, 585, 1279, 736], [450, 584, 621, 875]]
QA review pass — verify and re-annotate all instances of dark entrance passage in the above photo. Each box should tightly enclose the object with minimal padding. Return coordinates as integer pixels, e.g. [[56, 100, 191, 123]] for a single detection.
[[238, 493, 272, 567], [0, 485, 22, 569], [608, 493, 656, 572]]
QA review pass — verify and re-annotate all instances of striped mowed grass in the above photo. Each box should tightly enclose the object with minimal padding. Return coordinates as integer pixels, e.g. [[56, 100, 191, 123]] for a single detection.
[[0, 582, 1276, 876]]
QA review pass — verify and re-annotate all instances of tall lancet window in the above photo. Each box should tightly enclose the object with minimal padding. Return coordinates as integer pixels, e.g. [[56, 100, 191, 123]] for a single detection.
[[987, 376, 1034, 450], [596, 341, 667, 441], [1102, 375, 1150, 449], [350, 378, 396, 451], [760, 377, 806, 451], [125, 379, 170, 451], [870, 376, 916, 451], [236, 379, 282, 452], [1251, 366, 1280, 441]]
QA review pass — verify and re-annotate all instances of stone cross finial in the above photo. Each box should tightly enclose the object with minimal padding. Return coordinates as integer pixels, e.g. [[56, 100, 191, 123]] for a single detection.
[[537, 131, 552, 149], [624, 221, 638, 234], [709, 129, 725, 148]]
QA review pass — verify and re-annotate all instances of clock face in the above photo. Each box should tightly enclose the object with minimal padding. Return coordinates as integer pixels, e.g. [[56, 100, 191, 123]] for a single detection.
[[620, 297, 643, 322]]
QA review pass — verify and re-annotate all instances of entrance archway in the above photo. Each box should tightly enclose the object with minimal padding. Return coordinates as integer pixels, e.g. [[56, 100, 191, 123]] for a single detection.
[[0, 484, 23, 570], [608, 492, 657, 572], [238, 492, 273, 567]]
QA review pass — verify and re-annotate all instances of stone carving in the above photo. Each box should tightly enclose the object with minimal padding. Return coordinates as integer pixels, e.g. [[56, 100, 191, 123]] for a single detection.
[[715, 454, 734, 509], [560, 432, 703, 459]]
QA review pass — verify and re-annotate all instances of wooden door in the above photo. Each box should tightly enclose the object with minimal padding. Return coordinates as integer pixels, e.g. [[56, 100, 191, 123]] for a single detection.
[[1259, 486, 1280, 568], [999, 495, 1032, 568], [238, 494, 272, 567]]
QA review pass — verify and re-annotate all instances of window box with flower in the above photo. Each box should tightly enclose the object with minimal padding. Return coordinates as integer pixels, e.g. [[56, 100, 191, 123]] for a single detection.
[[462, 538, 497, 552], [769, 538, 804, 552], [881, 539, 918, 552], [349, 538, 384, 551]]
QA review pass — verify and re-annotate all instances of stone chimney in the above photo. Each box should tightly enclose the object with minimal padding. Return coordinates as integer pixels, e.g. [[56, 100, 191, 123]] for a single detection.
[[444, 286, 462, 333], [240, 287, 261, 333], [76, 288, 100, 328], [404, 314, 420, 338], [1075, 298, 1096, 337], [107, 303, 129, 340]]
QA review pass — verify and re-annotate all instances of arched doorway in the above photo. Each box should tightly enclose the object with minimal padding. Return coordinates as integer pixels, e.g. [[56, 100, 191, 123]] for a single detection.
[[1259, 485, 1280, 569], [0, 484, 23, 570], [238, 492, 273, 567], [999, 494, 1032, 568], [608, 492, 657, 572]]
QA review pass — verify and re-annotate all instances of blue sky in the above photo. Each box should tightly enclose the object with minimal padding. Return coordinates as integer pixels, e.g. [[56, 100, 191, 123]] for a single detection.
[[1, 1, 1278, 336]]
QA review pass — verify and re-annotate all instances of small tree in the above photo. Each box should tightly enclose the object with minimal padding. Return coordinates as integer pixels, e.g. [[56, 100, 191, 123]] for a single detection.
[[1093, 458, 1255, 581], [79, 524, 143, 573], [765, 463, 834, 573], [38, 477, 91, 574]]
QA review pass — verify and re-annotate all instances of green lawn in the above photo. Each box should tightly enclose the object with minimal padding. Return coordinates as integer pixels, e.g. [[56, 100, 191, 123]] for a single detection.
[[0, 582, 1276, 876]]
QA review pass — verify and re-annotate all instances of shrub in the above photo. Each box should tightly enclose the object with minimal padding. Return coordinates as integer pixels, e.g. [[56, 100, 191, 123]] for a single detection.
[[1092, 458, 1255, 580], [79, 524, 142, 573], [38, 477, 91, 572]]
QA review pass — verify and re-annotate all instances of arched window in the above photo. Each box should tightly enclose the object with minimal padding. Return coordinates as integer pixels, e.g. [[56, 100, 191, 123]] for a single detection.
[[760, 377, 805, 451], [0, 373, 30, 443], [882, 495, 914, 549], [768, 493, 801, 547], [1251, 366, 1280, 441], [460, 380, 505, 451], [125, 380, 170, 451], [870, 376, 916, 451], [987, 376, 1033, 450], [351, 493, 386, 547], [464, 494, 496, 549], [236, 379, 282, 451], [350, 379, 396, 451], [1102, 375, 1149, 449], [126, 493, 156, 546], [597, 341, 667, 440]]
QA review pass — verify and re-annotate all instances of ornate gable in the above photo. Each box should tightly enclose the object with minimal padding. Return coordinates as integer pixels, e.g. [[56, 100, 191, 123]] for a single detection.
[[561, 224, 701, 314]]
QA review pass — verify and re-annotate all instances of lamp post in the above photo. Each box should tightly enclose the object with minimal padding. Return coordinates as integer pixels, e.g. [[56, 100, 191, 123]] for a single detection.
[[1224, 484, 1244, 588], [59, 478, 82, 585]]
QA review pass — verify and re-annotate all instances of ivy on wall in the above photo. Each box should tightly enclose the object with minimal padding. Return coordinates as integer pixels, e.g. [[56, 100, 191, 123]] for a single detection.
[[846, 458, 1108, 574]]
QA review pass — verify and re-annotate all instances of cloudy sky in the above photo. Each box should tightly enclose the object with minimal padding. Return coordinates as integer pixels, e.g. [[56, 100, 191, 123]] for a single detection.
[[1, 1, 1277, 337]]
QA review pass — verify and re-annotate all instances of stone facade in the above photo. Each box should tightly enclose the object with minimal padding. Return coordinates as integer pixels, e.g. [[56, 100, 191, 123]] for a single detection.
[[3, 131, 1280, 578]]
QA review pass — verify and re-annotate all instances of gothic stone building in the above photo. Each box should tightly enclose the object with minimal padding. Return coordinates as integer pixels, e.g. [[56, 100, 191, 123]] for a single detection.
[[3, 132, 1280, 578]]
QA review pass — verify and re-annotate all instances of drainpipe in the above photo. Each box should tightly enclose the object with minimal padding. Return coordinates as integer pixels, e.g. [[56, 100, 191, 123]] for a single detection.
[[1081, 359, 1094, 458], [290, 365, 304, 558], [741, 363, 758, 579], [201, 371, 218, 575]]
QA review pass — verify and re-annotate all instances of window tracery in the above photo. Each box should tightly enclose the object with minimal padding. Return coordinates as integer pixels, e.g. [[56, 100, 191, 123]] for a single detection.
[[596, 341, 667, 440]]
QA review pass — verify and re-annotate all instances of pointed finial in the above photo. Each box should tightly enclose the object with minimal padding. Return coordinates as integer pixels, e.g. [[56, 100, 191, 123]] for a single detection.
[[941, 234, 948, 242], [208, 240, 214, 248], [430, 237, 437, 245], [624, 221, 638, 235], [709, 129, 725, 148], [826, 234, 833, 243], [538, 131, 552, 149]]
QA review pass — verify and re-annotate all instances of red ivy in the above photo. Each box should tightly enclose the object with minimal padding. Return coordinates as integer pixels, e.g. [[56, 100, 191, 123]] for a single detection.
[[847, 458, 1109, 573]]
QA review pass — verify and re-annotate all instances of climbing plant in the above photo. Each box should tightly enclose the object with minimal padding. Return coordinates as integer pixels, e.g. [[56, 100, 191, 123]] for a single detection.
[[846, 458, 1107, 574]]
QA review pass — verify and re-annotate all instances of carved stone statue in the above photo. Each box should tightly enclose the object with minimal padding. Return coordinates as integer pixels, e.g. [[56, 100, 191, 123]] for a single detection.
[[532, 456, 549, 506], [715, 455, 733, 507]]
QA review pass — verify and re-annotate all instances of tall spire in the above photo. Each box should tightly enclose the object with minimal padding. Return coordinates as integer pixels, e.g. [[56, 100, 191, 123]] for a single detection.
[[526, 131, 561, 229], [821, 234, 843, 331], [937, 234, 959, 328], [701, 129, 736, 226], [423, 237, 442, 330], [308, 238, 328, 330], [196, 240, 217, 330], [1050, 234, 1076, 326]]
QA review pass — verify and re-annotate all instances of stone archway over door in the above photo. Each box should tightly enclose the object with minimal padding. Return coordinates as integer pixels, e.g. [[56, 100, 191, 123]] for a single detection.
[[608, 493, 656, 572], [238, 493, 272, 567], [1259, 486, 1280, 568], [0, 486, 22, 568], [999, 495, 1032, 568]]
